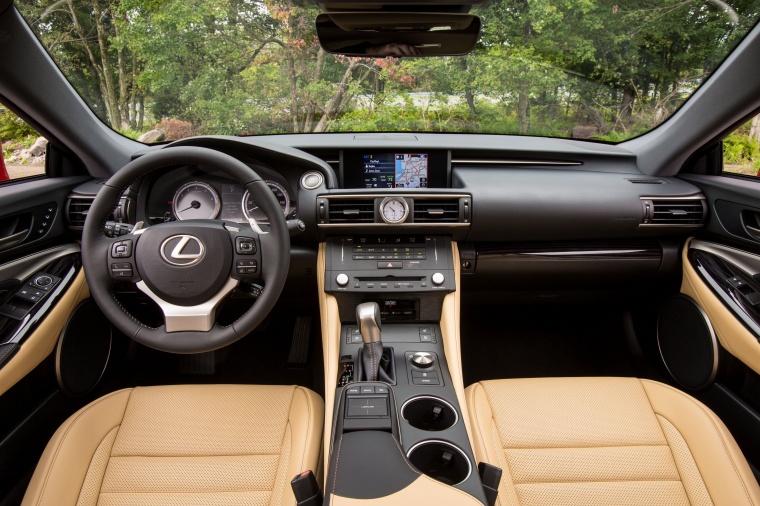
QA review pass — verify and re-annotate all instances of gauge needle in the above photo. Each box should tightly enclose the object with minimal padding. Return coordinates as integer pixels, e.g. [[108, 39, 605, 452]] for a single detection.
[[178, 201, 201, 213]]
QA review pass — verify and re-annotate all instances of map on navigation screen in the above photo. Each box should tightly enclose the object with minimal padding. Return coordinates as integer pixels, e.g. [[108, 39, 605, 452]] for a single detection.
[[395, 154, 428, 188]]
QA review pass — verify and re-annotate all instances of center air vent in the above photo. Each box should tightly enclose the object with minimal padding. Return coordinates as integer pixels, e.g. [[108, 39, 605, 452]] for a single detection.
[[327, 198, 375, 223], [413, 199, 461, 223], [641, 197, 706, 226]]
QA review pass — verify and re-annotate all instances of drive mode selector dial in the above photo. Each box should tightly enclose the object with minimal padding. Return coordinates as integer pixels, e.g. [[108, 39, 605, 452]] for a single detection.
[[380, 196, 409, 224], [411, 352, 434, 368]]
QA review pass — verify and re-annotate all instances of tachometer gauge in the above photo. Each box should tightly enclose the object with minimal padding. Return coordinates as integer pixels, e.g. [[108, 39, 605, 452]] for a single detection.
[[242, 181, 291, 223], [172, 181, 221, 220], [380, 196, 409, 224]]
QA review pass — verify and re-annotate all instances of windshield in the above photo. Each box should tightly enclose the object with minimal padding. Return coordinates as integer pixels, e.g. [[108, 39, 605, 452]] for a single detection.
[[15, 0, 760, 143]]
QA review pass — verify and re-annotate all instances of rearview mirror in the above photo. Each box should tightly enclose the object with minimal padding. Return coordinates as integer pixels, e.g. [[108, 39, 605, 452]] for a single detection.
[[316, 12, 481, 57]]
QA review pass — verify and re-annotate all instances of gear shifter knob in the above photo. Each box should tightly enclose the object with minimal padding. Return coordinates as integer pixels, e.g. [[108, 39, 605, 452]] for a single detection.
[[356, 302, 382, 344]]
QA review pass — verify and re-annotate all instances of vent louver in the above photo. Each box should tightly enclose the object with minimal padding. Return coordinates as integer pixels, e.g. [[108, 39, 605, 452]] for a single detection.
[[327, 199, 375, 223], [413, 199, 460, 223], [66, 196, 94, 229], [642, 198, 705, 226]]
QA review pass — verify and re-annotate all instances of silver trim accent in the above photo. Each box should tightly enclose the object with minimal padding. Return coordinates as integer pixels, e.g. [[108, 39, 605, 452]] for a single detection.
[[301, 171, 324, 190], [451, 159, 581, 166], [379, 196, 410, 224], [523, 249, 649, 257], [657, 295, 718, 390], [321, 193, 471, 199], [690, 239, 760, 276], [160, 235, 205, 266], [136, 278, 239, 332], [400, 396, 459, 430], [406, 440, 472, 485], [320, 223, 470, 228]]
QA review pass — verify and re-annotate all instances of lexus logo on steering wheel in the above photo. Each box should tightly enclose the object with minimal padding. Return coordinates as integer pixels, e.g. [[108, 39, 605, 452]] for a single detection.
[[160, 235, 205, 266]]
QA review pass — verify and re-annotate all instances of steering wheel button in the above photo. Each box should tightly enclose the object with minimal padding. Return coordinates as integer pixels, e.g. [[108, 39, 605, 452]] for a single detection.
[[235, 237, 256, 255]]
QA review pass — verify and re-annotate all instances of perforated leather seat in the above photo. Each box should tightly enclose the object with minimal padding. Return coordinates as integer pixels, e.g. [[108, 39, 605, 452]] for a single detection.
[[466, 377, 760, 506], [22, 384, 324, 506]]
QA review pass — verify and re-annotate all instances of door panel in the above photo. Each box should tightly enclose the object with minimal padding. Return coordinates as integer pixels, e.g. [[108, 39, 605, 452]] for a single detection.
[[682, 239, 760, 375]]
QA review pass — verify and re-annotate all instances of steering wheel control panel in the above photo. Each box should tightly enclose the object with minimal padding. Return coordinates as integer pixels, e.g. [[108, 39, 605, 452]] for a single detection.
[[324, 235, 455, 294]]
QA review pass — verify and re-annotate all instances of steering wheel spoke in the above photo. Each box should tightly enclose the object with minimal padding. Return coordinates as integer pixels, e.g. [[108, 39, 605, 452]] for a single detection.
[[136, 277, 239, 332]]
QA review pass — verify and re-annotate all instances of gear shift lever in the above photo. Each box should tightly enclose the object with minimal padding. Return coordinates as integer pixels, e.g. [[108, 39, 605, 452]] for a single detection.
[[357, 302, 383, 381]]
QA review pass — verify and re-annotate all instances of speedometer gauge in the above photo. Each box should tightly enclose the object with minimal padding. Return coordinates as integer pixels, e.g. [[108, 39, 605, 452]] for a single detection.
[[172, 181, 221, 220], [242, 181, 291, 223]]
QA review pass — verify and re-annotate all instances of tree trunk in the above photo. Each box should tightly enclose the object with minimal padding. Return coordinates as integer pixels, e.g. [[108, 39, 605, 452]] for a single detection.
[[93, 1, 121, 129], [130, 54, 138, 129], [617, 83, 636, 132], [461, 57, 477, 119], [313, 59, 358, 133], [518, 88, 530, 133], [66, 0, 115, 125], [287, 55, 299, 133], [750, 115, 760, 144], [137, 95, 145, 131]]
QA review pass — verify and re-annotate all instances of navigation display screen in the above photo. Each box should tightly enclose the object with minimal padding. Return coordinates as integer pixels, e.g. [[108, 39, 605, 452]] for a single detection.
[[343, 150, 447, 188], [361, 153, 428, 189]]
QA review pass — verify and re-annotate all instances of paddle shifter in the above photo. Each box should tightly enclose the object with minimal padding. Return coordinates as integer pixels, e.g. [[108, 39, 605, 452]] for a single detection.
[[357, 302, 394, 383]]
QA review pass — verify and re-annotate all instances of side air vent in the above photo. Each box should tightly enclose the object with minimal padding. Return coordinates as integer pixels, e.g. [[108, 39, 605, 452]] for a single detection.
[[327, 199, 375, 223], [66, 195, 131, 230], [66, 196, 94, 229], [413, 199, 461, 223], [641, 197, 706, 226]]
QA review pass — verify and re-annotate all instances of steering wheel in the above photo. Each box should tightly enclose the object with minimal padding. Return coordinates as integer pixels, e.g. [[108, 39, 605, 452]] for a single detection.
[[81, 146, 290, 353]]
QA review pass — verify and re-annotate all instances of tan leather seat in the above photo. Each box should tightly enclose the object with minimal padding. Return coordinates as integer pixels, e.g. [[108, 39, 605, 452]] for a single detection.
[[466, 377, 760, 506], [22, 384, 324, 506]]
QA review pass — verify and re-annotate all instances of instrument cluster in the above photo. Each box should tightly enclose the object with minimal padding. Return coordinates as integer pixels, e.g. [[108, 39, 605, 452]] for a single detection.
[[143, 165, 296, 225]]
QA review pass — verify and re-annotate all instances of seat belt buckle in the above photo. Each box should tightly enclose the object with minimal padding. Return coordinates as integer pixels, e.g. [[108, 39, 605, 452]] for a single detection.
[[478, 462, 502, 506], [291, 470, 322, 506]]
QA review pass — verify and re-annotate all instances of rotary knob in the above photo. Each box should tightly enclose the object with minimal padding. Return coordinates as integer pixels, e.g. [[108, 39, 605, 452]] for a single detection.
[[336, 273, 349, 287], [411, 352, 434, 368], [431, 272, 445, 286], [34, 275, 53, 287]]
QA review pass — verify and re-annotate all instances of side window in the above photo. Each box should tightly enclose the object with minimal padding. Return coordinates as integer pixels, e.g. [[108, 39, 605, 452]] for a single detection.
[[723, 114, 760, 178], [0, 107, 47, 182]]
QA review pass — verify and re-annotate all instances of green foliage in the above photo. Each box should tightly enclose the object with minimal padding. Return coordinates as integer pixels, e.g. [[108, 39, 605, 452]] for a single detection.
[[724, 132, 760, 164], [0, 109, 37, 143], [14, 0, 760, 141]]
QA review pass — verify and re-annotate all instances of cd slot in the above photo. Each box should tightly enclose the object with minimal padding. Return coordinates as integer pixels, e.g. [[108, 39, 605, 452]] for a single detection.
[[356, 276, 425, 282]]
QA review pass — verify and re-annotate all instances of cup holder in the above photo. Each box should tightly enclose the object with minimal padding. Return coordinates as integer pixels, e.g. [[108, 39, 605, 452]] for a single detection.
[[407, 440, 472, 486], [401, 396, 458, 431]]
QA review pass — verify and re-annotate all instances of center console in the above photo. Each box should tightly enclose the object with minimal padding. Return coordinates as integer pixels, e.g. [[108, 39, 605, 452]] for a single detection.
[[322, 235, 493, 505]]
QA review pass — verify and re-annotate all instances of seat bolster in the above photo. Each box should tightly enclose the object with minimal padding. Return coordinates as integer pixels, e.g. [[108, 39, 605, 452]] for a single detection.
[[21, 389, 133, 506], [641, 379, 760, 506], [465, 382, 519, 506], [279, 386, 325, 506]]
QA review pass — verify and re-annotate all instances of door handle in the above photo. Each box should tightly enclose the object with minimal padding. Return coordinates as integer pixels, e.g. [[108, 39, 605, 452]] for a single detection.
[[0, 229, 29, 251]]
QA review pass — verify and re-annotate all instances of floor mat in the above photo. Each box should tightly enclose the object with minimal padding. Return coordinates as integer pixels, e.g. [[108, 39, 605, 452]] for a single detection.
[[460, 303, 646, 385]]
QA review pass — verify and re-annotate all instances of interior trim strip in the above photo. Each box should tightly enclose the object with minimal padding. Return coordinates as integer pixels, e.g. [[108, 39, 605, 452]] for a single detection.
[[451, 159, 582, 166]]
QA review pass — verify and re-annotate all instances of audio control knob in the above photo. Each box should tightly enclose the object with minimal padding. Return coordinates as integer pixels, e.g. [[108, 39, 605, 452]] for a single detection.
[[411, 352, 434, 368], [431, 272, 445, 286], [336, 273, 349, 287]]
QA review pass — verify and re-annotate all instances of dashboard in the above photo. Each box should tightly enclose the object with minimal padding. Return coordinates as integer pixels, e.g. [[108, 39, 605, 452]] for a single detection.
[[69, 134, 711, 299]]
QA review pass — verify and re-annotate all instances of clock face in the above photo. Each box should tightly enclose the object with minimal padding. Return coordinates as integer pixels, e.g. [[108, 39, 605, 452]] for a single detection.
[[380, 197, 409, 224]]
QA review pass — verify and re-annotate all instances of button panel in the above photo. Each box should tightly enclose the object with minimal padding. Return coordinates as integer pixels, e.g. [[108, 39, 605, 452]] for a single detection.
[[0, 272, 61, 321]]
